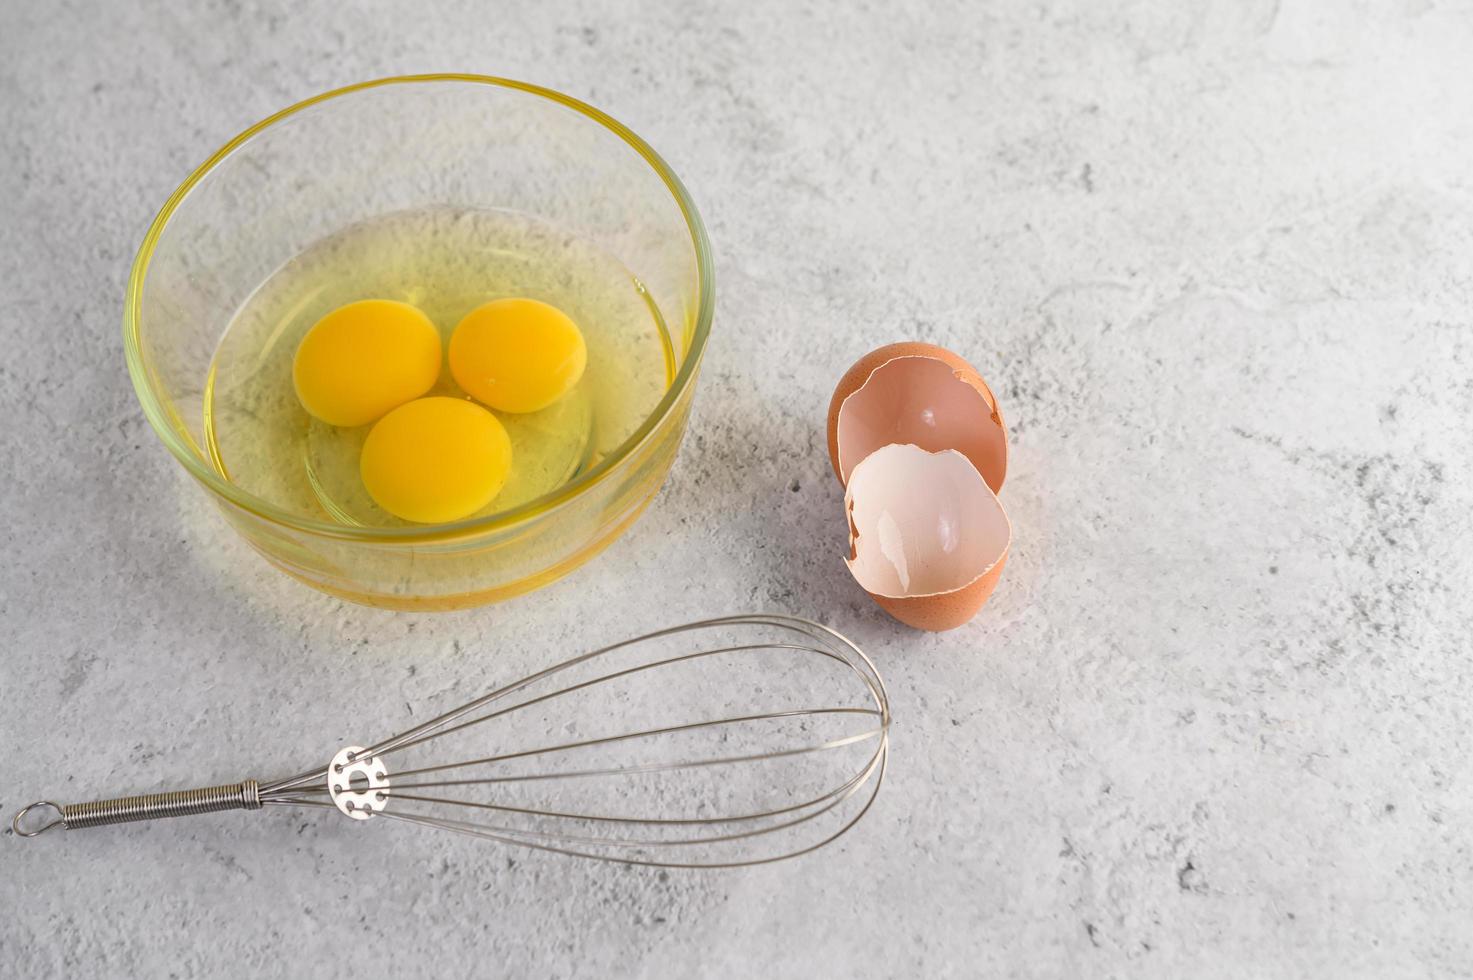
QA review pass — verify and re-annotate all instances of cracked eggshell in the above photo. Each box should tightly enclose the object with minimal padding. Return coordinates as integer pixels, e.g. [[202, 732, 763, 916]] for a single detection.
[[826, 342, 1008, 494], [845, 444, 1012, 631]]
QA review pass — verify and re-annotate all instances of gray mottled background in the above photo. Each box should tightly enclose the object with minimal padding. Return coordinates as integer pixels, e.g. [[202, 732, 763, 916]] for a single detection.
[[3, 1, 1472, 977]]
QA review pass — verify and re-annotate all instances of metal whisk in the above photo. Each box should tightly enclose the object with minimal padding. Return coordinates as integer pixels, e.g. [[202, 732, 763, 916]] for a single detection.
[[13, 615, 890, 868]]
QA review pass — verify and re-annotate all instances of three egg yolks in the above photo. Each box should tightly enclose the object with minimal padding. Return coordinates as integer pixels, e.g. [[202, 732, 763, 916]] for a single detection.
[[290, 297, 586, 524]]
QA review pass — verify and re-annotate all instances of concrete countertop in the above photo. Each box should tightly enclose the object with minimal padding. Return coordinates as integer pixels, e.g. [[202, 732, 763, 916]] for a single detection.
[[3, 1, 1471, 976]]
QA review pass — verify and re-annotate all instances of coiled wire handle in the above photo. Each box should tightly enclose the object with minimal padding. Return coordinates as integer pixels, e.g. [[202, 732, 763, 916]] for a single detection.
[[12, 781, 262, 837]]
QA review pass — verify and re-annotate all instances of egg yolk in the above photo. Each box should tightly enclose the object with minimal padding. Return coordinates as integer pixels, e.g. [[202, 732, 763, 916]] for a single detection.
[[449, 298, 587, 414], [359, 397, 512, 524], [293, 299, 442, 427]]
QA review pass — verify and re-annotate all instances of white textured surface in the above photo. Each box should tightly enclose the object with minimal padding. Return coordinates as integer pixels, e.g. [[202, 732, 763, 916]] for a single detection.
[[4, 2, 1473, 977]]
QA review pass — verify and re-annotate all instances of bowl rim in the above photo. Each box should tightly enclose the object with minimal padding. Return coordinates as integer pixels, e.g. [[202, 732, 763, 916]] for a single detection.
[[123, 73, 714, 543]]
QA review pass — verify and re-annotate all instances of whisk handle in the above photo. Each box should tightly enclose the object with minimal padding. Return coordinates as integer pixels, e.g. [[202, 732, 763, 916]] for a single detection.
[[12, 781, 263, 837]]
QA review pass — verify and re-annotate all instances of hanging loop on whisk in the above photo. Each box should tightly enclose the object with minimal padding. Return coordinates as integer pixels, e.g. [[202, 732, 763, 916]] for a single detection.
[[11, 801, 65, 838]]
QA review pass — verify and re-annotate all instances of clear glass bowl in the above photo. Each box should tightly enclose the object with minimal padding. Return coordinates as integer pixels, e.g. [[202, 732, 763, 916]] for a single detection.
[[124, 75, 713, 610]]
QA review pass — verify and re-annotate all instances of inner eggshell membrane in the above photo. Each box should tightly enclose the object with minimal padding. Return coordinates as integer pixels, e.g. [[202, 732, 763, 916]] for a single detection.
[[836, 356, 1007, 492], [845, 445, 1011, 598]]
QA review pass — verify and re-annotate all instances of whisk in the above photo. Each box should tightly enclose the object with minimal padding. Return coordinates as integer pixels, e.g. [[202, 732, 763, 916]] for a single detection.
[[12, 614, 890, 868]]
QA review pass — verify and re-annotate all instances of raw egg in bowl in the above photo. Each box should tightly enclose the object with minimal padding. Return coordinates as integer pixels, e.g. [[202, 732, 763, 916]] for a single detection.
[[123, 76, 713, 610]]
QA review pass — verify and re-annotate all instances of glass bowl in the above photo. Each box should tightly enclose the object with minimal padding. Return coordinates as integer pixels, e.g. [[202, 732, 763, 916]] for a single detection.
[[124, 75, 713, 610]]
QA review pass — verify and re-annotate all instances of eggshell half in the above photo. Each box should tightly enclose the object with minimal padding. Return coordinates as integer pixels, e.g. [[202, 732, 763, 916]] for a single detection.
[[826, 342, 1007, 494], [845, 444, 1012, 631]]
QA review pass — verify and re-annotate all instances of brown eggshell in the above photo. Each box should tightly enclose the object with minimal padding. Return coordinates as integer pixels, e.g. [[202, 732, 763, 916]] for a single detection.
[[826, 342, 1007, 494], [844, 444, 1012, 631]]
